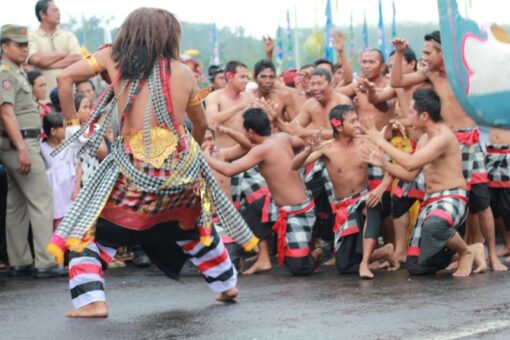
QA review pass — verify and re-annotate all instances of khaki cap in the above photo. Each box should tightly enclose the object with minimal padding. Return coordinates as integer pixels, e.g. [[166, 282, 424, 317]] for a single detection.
[[1, 25, 29, 44]]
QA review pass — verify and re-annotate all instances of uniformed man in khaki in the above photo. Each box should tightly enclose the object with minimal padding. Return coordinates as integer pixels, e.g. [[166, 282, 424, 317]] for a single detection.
[[0, 25, 59, 278]]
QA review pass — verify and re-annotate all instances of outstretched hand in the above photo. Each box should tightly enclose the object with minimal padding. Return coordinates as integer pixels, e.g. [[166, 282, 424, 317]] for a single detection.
[[356, 78, 376, 95], [360, 142, 385, 167], [392, 37, 409, 53], [263, 36, 274, 54], [332, 31, 345, 53], [360, 116, 387, 146], [305, 128, 330, 152]]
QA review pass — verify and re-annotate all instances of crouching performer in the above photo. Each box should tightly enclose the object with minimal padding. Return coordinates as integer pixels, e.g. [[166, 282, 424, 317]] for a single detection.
[[362, 89, 483, 277], [47, 8, 258, 318]]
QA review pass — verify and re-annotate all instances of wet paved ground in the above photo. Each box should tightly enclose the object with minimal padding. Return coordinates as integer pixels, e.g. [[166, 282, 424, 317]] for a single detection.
[[1, 263, 510, 339]]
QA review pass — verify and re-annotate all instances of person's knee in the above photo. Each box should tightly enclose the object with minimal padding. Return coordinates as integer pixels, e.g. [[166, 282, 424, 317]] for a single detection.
[[285, 256, 313, 276]]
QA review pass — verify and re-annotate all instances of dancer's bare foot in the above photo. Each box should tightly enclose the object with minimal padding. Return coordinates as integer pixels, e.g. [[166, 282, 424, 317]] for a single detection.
[[490, 256, 508, 272], [369, 260, 389, 270], [311, 248, 324, 273], [387, 256, 400, 272], [471, 243, 487, 274], [241, 259, 271, 275], [324, 256, 336, 266], [452, 250, 474, 278], [359, 263, 374, 279], [445, 260, 458, 271], [65, 301, 108, 318], [394, 252, 407, 264], [216, 287, 239, 302]]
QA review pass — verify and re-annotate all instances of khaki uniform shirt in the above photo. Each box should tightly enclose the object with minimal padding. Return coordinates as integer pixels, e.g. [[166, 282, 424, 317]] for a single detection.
[[28, 27, 80, 99], [0, 58, 41, 131]]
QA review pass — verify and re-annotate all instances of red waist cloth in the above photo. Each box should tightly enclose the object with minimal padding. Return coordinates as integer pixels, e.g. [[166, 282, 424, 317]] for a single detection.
[[272, 199, 315, 265], [454, 128, 479, 146]]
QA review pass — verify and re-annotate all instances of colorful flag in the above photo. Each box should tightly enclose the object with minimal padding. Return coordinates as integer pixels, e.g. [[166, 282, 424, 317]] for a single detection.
[[362, 9, 369, 51], [276, 25, 284, 74], [324, 0, 334, 61], [286, 10, 294, 68], [210, 23, 220, 65], [377, 0, 388, 60]]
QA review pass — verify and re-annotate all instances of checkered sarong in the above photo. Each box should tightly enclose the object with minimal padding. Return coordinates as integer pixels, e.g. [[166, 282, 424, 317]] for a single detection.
[[393, 171, 426, 200], [47, 58, 257, 264], [330, 189, 369, 252], [453, 128, 488, 188], [272, 197, 316, 265], [231, 166, 278, 222], [485, 143, 510, 188], [407, 188, 468, 257]]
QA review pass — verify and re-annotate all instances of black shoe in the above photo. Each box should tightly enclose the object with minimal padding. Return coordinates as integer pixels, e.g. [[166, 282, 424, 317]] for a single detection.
[[33, 266, 68, 279], [133, 253, 151, 268], [9, 265, 33, 277]]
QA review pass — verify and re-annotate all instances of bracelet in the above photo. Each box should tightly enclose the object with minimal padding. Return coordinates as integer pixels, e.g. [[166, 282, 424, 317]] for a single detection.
[[64, 118, 80, 127]]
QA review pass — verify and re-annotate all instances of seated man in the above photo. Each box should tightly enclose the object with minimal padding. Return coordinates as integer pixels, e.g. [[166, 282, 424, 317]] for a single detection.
[[362, 89, 483, 277], [205, 108, 323, 275]]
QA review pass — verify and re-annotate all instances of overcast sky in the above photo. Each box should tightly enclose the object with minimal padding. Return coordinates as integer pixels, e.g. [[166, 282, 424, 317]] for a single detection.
[[1, 0, 509, 38]]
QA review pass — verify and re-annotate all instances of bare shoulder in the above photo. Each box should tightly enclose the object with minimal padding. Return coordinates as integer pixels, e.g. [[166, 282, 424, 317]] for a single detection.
[[241, 90, 255, 99], [334, 91, 352, 104]]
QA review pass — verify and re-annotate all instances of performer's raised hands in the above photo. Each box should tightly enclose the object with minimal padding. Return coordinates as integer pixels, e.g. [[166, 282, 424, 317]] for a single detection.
[[392, 37, 409, 52]]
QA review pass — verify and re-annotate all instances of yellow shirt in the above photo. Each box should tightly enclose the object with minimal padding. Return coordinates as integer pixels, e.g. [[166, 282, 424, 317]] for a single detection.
[[28, 27, 80, 100]]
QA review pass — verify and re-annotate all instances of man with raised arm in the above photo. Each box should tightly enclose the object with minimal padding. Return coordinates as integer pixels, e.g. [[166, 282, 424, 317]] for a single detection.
[[362, 89, 484, 277], [390, 32, 506, 271]]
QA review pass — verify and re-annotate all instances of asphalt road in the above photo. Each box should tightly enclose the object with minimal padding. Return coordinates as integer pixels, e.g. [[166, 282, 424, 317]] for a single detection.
[[1, 263, 510, 339]]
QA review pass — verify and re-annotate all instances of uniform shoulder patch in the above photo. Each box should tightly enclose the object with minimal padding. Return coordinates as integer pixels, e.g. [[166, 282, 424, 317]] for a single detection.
[[2, 79, 12, 91], [1, 64, 10, 72]]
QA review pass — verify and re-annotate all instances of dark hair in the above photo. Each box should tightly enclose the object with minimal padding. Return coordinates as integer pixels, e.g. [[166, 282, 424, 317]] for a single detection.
[[42, 111, 63, 139], [390, 47, 418, 71], [314, 58, 334, 72], [310, 67, 332, 83], [225, 60, 247, 75], [111, 8, 181, 80], [329, 104, 356, 138], [77, 80, 96, 92], [27, 70, 43, 86], [254, 60, 275, 78], [35, 0, 52, 22], [208, 64, 224, 81], [242, 108, 271, 136], [424, 30, 441, 45], [368, 48, 385, 64], [50, 87, 61, 112], [74, 93, 87, 111], [299, 64, 315, 72], [413, 89, 441, 122]]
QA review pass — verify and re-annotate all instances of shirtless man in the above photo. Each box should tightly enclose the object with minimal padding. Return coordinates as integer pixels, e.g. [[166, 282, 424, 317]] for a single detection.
[[277, 68, 352, 138], [362, 89, 484, 277], [205, 108, 323, 275], [485, 128, 510, 261], [337, 49, 396, 245], [252, 60, 296, 122], [205, 60, 254, 147], [390, 32, 507, 271], [292, 105, 398, 279], [358, 47, 427, 263]]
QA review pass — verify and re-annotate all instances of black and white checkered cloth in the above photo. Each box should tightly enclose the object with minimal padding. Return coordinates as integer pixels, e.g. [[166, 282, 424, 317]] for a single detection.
[[407, 188, 468, 256], [485, 143, 510, 186], [51, 58, 256, 251]]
